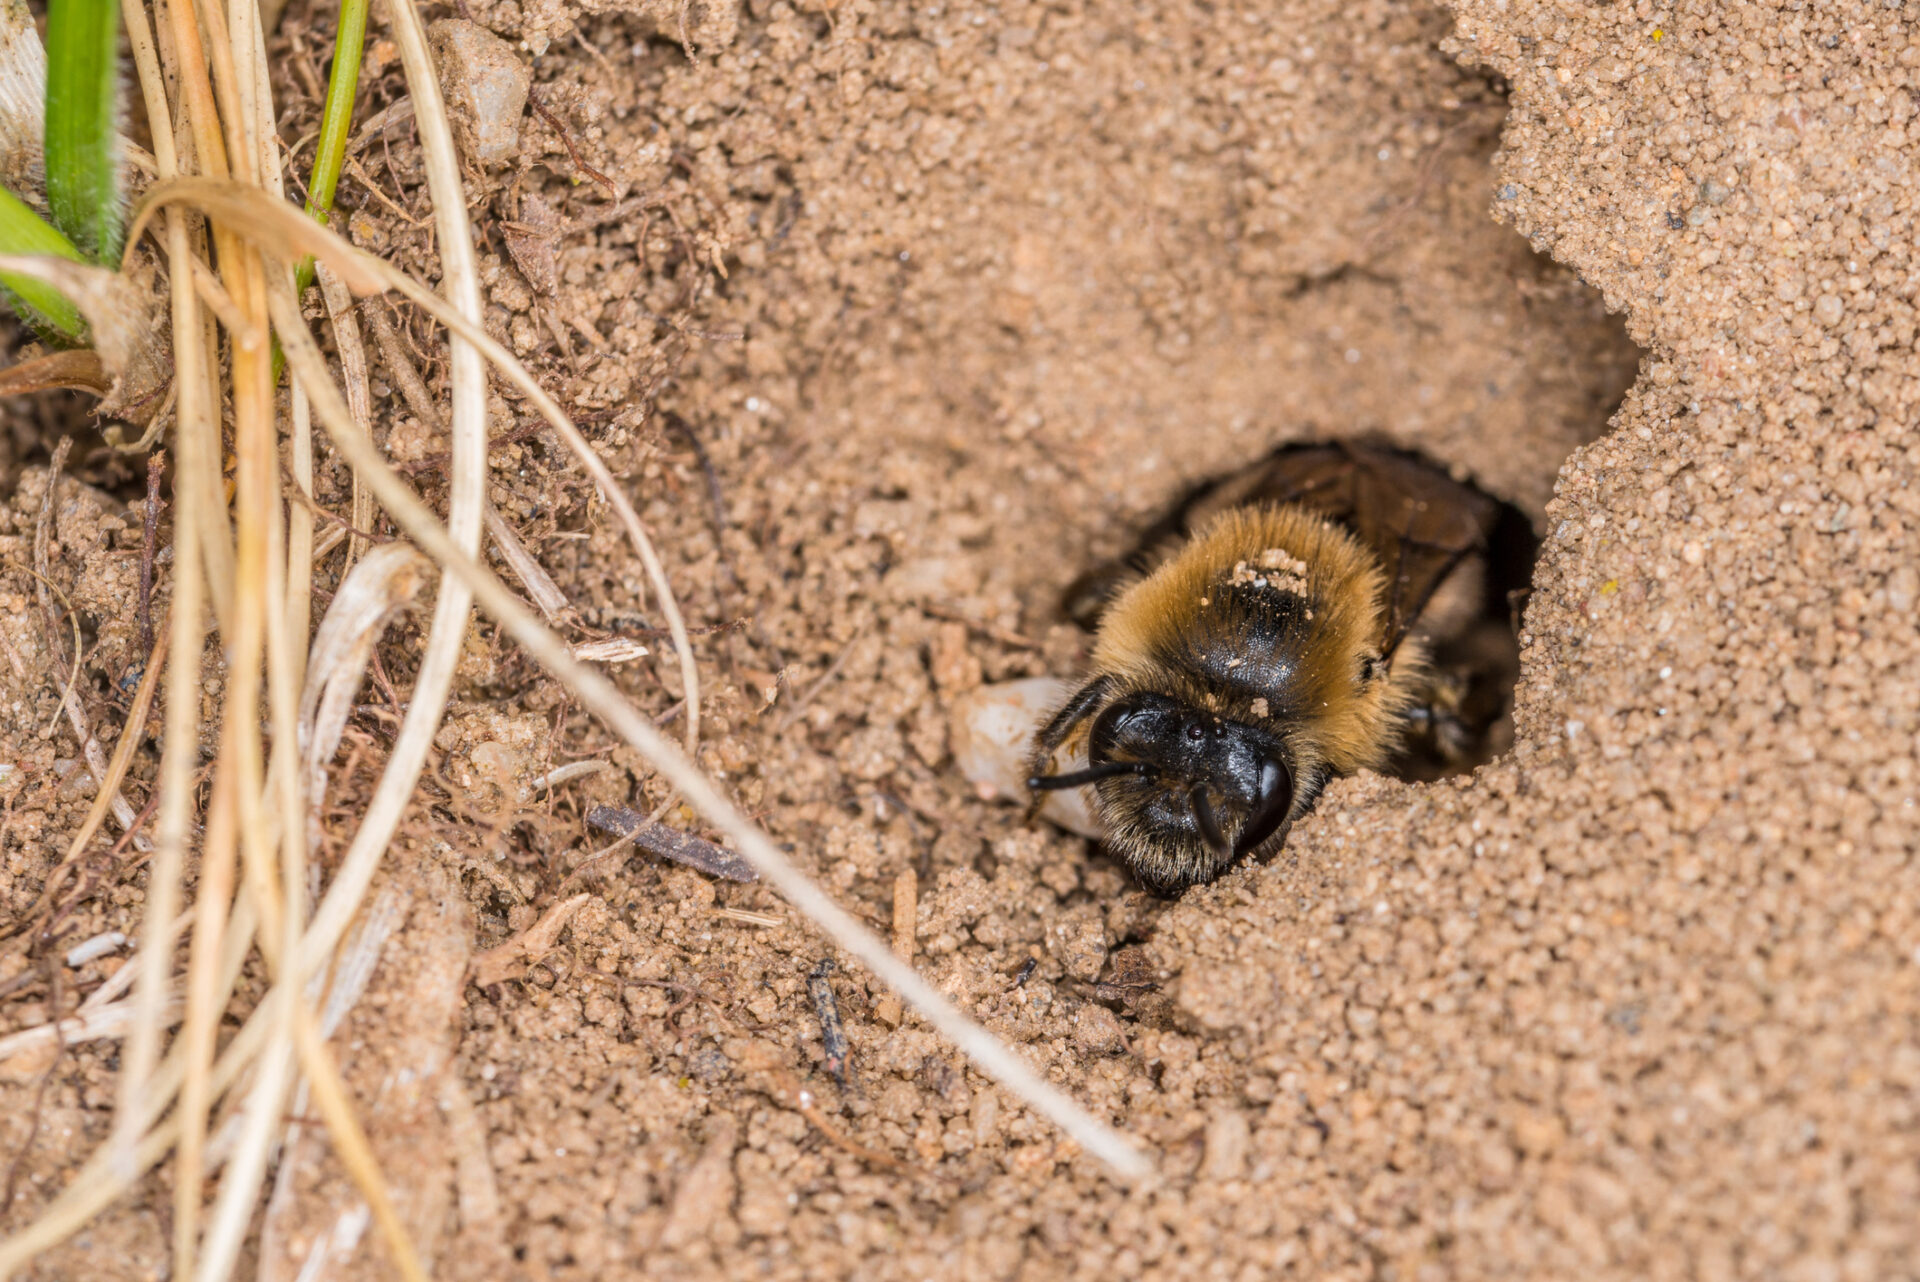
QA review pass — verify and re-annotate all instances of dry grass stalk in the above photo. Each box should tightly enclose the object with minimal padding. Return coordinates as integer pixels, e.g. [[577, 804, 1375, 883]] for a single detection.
[[570, 636, 651, 663], [315, 263, 377, 560], [111, 0, 206, 1189], [0, 0, 1153, 1269], [184, 2, 459, 1276], [361, 301, 437, 423], [45, 0, 430, 1272], [485, 505, 572, 622], [139, 129, 1152, 1203], [264, 273, 1154, 1181], [134, 176, 709, 762], [0, 988, 182, 1066]]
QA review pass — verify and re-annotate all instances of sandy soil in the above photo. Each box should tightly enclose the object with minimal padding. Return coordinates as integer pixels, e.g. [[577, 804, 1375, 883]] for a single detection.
[[2, 0, 1917, 1277]]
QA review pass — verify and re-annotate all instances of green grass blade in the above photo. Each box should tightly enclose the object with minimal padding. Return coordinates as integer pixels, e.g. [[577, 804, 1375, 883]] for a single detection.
[[294, 0, 369, 300], [44, 0, 122, 264], [306, 0, 367, 225], [0, 183, 88, 340]]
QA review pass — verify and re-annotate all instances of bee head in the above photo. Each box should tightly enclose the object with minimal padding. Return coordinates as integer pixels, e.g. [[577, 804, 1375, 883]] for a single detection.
[[1070, 691, 1295, 894]]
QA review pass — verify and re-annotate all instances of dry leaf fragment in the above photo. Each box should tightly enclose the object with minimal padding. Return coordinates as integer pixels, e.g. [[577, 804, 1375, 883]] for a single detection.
[[570, 637, 650, 663], [469, 893, 591, 987], [299, 543, 433, 847], [0, 255, 170, 424], [502, 190, 561, 295], [0, 0, 47, 194], [0, 349, 111, 397]]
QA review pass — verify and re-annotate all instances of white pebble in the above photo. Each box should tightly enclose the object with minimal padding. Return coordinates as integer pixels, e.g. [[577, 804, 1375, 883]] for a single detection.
[[950, 677, 1104, 839]]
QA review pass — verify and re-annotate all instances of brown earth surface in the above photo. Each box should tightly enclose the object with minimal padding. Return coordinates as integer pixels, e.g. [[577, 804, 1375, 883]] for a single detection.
[[2, 0, 1918, 1277]]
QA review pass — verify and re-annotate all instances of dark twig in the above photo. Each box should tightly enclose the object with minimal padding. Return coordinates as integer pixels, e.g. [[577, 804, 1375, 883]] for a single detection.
[[808, 960, 850, 1088], [581, 805, 757, 881]]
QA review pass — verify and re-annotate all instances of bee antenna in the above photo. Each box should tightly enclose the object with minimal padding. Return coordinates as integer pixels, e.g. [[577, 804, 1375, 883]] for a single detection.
[[1027, 761, 1150, 791]]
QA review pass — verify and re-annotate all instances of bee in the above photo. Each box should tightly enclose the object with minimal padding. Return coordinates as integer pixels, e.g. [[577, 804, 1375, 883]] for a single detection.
[[1026, 440, 1534, 895]]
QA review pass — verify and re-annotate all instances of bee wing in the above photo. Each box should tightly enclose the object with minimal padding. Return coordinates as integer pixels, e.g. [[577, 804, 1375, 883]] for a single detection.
[[1181, 441, 1502, 658]]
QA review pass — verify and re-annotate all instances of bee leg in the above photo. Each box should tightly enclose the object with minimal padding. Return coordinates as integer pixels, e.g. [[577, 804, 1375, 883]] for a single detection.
[[1426, 705, 1477, 764], [1062, 565, 1131, 631], [1027, 675, 1115, 776], [1505, 585, 1533, 635], [1023, 675, 1118, 824], [1401, 678, 1480, 774]]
